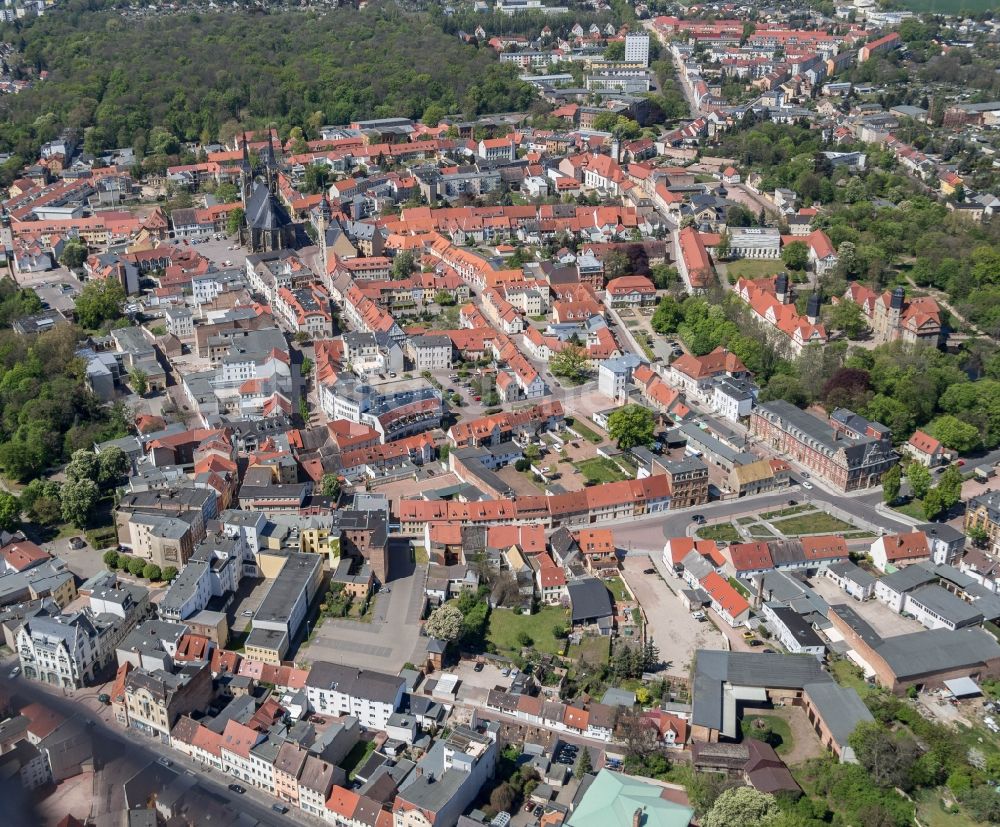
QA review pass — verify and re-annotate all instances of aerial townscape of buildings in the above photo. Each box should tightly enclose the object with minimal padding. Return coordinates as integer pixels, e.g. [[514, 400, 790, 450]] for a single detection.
[[2, 2, 1000, 827]]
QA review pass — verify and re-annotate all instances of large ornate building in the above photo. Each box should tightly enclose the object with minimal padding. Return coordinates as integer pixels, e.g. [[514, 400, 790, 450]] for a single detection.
[[238, 137, 299, 254]]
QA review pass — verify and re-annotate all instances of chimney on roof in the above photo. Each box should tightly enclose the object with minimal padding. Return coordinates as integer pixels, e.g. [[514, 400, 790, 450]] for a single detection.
[[633, 808, 644, 827]]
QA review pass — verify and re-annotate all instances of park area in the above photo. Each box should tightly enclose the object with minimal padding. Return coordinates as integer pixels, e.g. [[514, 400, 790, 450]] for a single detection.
[[574, 456, 630, 484], [486, 605, 570, 658]]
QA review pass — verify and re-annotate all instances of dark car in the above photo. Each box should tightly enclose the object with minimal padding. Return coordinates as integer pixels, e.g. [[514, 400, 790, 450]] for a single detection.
[[643, 568, 655, 574], [748, 639, 763, 647], [272, 804, 289, 814], [691, 514, 706, 524], [474, 662, 484, 672], [228, 784, 246, 794]]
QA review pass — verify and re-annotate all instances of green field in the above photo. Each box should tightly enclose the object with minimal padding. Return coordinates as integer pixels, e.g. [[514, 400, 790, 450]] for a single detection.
[[697, 522, 742, 543], [771, 512, 853, 536], [487, 605, 569, 657], [725, 258, 787, 281], [575, 457, 629, 484]]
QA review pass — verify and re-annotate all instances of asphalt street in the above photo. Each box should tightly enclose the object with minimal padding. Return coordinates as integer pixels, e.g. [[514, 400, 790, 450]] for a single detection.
[[3, 661, 320, 827]]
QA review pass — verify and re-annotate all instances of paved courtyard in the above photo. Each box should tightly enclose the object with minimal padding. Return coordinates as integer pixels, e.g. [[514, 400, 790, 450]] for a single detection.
[[620, 555, 725, 677], [298, 560, 427, 671], [809, 575, 924, 638]]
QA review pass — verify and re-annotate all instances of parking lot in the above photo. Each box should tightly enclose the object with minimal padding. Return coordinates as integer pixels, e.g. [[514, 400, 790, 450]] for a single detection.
[[15, 267, 84, 313], [297, 561, 426, 671], [809, 575, 924, 638], [620, 555, 725, 677]]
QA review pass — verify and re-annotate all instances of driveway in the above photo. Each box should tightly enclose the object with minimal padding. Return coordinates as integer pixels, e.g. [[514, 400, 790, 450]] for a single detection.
[[620, 556, 725, 677], [298, 560, 427, 671]]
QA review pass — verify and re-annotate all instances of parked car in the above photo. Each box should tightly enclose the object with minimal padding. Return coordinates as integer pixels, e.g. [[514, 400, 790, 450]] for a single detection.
[[643, 568, 655, 574], [98, 693, 111, 704], [474, 662, 484, 672], [691, 514, 706, 524], [272, 804, 289, 814], [158, 757, 173, 767], [7, 667, 19, 679], [228, 784, 246, 794], [801, 481, 814, 490], [242, 610, 254, 617]]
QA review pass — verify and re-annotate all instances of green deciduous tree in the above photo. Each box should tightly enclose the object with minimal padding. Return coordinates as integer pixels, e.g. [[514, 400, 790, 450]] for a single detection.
[[320, 474, 341, 501], [127, 556, 146, 577], [607, 404, 655, 450], [550, 343, 589, 383], [882, 465, 901, 505], [907, 462, 931, 500], [66, 449, 99, 484], [781, 241, 809, 271], [103, 550, 119, 569], [702, 786, 779, 827], [74, 279, 125, 330], [0, 491, 20, 531], [61, 478, 98, 528], [162, 566, 178, 581], [927, 414, 980, 453], [59, 239, 89, 269], [97, 445, 130, 487], [226, 207, 244, 236], [142, 563, 161, 581], [129, 368, 149, 396], [424, 603, 463, 641]]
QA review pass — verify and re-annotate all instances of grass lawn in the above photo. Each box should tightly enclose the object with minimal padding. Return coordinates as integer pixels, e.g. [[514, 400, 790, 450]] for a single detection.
[[566, 635, 611, 668], [565, 417, 603, 445], [741, 713, 794, 756], [726, 259, 787, 280], [604, 577, 631, 603], [916, 789, 991, 827], [829, 658, 874, 697], [771, 511, 853, 536], [728, 577, 751, 598], [761, 504, 815, 520], [343, 739, 377, 780], [697, 522, 742, 543], [749, 526, 775, 538], [737, 516, 755, 525], [892, 499, 926, 520], [413, 545, 429, 565], [487, 605, 569, 657], [574, 457, 629, 484]]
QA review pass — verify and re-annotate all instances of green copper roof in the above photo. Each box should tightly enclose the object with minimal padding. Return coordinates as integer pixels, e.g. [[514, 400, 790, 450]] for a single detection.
[[568, 771, 693, 827]]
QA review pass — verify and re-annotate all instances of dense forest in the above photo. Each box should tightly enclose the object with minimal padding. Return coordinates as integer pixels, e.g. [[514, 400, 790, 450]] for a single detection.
[[0, 279, 129, 482], [0, 1, 536, 161]]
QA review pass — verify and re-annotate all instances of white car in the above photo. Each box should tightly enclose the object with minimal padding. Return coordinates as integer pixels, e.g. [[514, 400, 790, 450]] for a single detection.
[[801, 481, 813, 490]]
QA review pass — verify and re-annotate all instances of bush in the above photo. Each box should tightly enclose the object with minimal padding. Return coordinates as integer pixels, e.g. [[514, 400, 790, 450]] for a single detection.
[[514, 458, 531, 472], [516, 631, 534, 647]]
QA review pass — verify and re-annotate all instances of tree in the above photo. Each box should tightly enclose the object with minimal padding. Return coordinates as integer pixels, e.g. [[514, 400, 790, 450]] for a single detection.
[[103, 550, 119, 569], [649, 265, 678, 289], [59, 239, 89, 269], [651, 296, 684, 334], [516, 631, 533, 647], [781, 241, 809, 271], [66, 450, 99, 484], [127, 556, 146, 577], [702, 787, 779, 827], [825, 299, 867, 339], [968, 525, 989, 549], [603, 250, 630, 279], [882, 465, 901, 505], [489, 782, 516, 814], [226, 207, 244, 236], [434, 290, 456, 306], [424, 603, 463, 641], [907, 462, 931, 500], [320, 474, 341, 501], [162, 566, 178, 581], [129, 368, 149, 396], [550, 344, 589, 383], [849, 721, 918, 790], [61, 478, 99, 528], [716, 229, 731, 261], [574, 748, 592, 779], [142, 563, 161, 581], [0, 492, 19, 532], [20, 479, 62, 525], [392, 250, 416, 279], [514, 458, 531, 472], [921, 485, 948, 521], [936, 464, 964, 508], [97, 445, 130, 487], [607, 404, 655, 450], [927, 414, 980, 453], [74, 279, 125, 330]]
